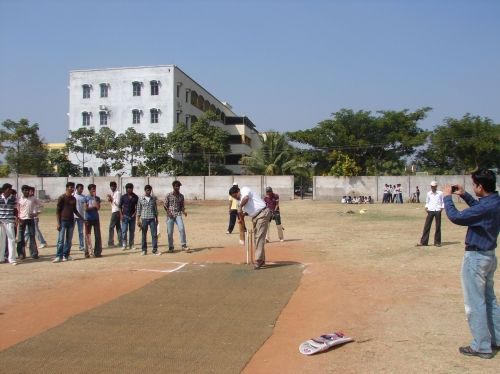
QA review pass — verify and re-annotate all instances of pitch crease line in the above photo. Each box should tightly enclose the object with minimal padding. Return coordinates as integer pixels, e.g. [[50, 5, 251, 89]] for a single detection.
[[135, 262, 188, 273]]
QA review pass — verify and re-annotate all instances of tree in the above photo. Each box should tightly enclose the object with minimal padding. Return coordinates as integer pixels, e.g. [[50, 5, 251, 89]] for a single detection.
[[166, 113, 230, 176], [241, 131, 295, 175], [190, 113, 230, 175], [66, 127, 96, 176], [116, 127, 146, 176], [143, 133, 174, 176], [0, 119, 48, 175], [287, 108, 431, 175], [327, 150, 361, 176], [93, 127, 120, 176], [417, 114, 500, 174], [47, 148, 81, 176]]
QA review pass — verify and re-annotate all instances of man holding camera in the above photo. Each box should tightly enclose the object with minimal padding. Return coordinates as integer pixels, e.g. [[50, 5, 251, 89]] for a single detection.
[[443, 169, 500, 359], [417, 181, 444, 247]]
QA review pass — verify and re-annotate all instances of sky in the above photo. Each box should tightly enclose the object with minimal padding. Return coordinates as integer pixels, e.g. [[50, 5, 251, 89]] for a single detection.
[[1, 0, 499, 143]]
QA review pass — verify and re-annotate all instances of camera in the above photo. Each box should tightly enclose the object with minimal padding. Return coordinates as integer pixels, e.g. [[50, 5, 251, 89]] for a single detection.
[[451, 185, 458, 193]]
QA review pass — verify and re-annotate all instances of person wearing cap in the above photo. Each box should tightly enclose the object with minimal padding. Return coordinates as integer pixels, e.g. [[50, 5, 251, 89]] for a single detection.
[[264, 186, 284, 242], [229, 184, 272, 269], [164, 180, 189, 253], [442, 168, 500, 359], [417, 180, 444, 247]]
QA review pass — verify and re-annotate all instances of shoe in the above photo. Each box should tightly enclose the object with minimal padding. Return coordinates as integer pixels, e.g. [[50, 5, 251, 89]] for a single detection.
[[168, 247, 174, 253], [39, 243, 46, 249], [152, 250, 161, 256], [52, 257, 62, 263], [32, 255, 39, 259], [458, 346, 493, 359], [416, 243, 428, 247], [141, 251, 146, 256], [11, 262, 17, 266], [435, 243, 441, 247], [226, 231, 231, 234], [94, 254, 102, 258], [62, 256, 74, 262], [79, 247, 85, 251], [130, 246, 137, 250], [265, 239, 270, 243], [280, 239, 284, 242], [183, 245, 191, 253], [121, 246, 127, 251], [84, 253, 90, 258], [254, 261, 265, 270], [239, 240, 245, 245]]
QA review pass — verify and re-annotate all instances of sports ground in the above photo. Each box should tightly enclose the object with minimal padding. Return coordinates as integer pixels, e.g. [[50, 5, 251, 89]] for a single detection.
[[0, 199, 498, 373]]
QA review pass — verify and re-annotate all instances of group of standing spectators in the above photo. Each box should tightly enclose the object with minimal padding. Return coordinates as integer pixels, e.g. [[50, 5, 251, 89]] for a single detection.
[[0, 184, 47, 265]]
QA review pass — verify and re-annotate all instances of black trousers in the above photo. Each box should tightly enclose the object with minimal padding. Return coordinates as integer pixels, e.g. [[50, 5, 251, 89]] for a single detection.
[[17, 219, 38, 258], [227, 209, 238, 233], [420, 210, 442, 245]]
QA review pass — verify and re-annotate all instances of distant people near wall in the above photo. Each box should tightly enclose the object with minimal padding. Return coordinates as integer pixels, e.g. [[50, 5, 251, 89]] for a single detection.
[[341, 196, 347, 204], [107, 181, 122, 248], [382, 184, 389, 203], [416, 186, 420, 203], [264, 187, 284, 243], [417, 181, 444, 247], [397, 184, 403, 204], [74, 183, 86, 252]]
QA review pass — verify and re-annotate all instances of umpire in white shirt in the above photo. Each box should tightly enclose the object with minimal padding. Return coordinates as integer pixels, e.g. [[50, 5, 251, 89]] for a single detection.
[[417, 181, 444, 247], [229, 185, 272, 269]]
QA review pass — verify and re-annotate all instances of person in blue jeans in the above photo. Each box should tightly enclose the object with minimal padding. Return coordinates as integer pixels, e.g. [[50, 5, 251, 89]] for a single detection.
[[164, 180, 189, 253], [54, 182, 83, 263], [137, 185, 159, 255], [119, 183, 138, 250], [443, 169, 500, 359]]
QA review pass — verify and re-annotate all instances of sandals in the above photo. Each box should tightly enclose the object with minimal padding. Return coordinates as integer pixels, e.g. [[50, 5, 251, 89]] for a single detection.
[[459, 346, 493, 359]]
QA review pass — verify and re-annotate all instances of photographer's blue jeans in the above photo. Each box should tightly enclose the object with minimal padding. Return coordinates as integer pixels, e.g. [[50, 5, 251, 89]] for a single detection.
[[56, 219, 75, 259], [75, 218, 85, 250], [167, 216, 186, 249], [141, 218, 158, 252], [461, 250, 500, 353]]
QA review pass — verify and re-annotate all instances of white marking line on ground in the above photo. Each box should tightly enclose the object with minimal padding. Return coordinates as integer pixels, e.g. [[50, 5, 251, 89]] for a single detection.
[[135, 262, 188, 273]]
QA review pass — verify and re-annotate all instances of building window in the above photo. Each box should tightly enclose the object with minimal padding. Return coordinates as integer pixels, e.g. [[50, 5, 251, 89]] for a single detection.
[[185, 89, 190, 103], [150, 80, 159, 96], [176, 112, 180, 124], [185, 115, 190, 126], [82, 84, 91, 99], [150, 108, 159, 124], [191, 90, 198, 106], [132, 109, 141, 124], [225, 154, 242, 165], [100, 83, 109, 98], [133, 81, 141, 96], [99, 111, 108, 126], [82, 112, 91, 126], [176, 82, 182, 98]]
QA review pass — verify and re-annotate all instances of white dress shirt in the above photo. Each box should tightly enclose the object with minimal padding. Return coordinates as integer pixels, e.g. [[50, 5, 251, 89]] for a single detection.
[[425, 190, 444, 211], [240, 187, 266, 217]]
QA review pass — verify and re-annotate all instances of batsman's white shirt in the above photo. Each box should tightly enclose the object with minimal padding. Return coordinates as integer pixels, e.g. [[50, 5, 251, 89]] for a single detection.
[[240, 187, 266, 217]]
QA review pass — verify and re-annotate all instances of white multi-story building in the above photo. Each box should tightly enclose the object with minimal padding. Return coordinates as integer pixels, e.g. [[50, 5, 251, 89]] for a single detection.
[[68, 65, 260, 175]]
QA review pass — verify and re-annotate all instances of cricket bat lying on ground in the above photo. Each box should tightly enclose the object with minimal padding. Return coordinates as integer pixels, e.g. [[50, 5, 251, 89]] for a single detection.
[[299, 332, 353, 355]]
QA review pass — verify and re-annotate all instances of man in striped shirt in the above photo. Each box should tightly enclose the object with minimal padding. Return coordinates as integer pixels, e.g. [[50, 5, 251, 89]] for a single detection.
[[0, 183, 18, 265], [137, 185, 159, 255]]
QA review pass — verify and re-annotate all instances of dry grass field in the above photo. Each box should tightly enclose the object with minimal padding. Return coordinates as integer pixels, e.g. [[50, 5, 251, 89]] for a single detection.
[[1, 198, 498, 373]]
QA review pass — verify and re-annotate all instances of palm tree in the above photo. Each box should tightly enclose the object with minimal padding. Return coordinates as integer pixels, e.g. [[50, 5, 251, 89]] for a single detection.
[[241, 132, 309, 176]]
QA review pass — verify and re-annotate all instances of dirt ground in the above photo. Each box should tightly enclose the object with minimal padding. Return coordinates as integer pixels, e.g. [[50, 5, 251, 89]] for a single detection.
[[1, 198, 498, 373]]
